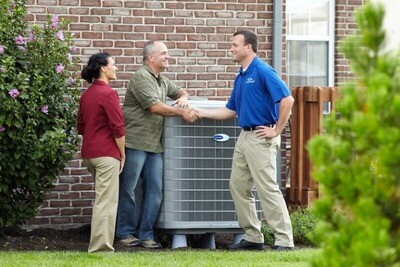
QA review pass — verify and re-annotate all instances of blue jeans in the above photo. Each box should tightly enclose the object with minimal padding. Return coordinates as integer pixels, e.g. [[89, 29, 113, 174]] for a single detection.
[[116, 148, 163, 240]]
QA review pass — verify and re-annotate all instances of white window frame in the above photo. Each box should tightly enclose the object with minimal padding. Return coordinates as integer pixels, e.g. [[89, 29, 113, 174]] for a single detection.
[[286, 0, 335, 87]]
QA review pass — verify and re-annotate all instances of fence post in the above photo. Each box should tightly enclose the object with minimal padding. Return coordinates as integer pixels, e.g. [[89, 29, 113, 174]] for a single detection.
[[289, 86, 339, 206]]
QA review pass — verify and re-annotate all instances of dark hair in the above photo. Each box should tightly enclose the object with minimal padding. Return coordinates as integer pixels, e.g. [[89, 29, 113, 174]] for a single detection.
[[81, 52, 110, 83], [233, 30, 258, 53], [143, 41, 157, 62]]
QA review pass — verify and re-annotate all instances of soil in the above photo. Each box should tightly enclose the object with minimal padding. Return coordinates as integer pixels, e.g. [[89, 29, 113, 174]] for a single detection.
[[0, 225, 234, 251]]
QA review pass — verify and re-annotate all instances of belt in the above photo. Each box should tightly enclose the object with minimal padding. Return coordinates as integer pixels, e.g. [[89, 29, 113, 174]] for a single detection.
[[242, 124, 275, 131]]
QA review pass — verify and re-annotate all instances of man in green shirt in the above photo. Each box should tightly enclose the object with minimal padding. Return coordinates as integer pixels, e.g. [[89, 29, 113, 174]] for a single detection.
[[116, 41, 195, 249]]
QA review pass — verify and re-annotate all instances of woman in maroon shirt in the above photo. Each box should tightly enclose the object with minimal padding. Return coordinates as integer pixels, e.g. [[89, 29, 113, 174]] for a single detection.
[[78, 52, 125, 253]]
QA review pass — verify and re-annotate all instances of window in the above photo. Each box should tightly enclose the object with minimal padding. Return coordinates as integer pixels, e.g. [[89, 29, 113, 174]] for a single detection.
[[286, 0, 335, 112]]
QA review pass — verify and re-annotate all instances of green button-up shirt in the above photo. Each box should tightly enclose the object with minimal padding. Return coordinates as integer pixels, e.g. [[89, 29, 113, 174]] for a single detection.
[[123, 64, 180, 153]]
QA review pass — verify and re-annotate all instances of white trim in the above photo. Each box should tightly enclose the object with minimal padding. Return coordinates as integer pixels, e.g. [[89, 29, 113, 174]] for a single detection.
[[286, 36, 330, 41], [328, 0, 335, 86]]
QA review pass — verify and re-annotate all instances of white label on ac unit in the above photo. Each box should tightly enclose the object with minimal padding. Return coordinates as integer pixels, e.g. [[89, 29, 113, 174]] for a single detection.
[[212, 133, 230, 142]]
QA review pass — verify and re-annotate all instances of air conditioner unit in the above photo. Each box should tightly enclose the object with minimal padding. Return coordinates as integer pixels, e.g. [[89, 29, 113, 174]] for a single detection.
[[155, 100, 262, 248]]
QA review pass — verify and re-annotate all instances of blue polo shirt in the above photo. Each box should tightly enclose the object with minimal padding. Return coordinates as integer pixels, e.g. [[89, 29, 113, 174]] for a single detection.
[[226, 56, 291, 128]]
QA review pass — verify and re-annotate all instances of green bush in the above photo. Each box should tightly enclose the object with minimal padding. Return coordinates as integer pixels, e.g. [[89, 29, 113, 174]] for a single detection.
[[262, 207, 318, 247], [0, 0, 80, 229], [307, 3, 400, 266]]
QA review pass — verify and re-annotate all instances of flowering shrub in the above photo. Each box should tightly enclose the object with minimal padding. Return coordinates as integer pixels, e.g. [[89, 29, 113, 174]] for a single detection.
[[307, 3, 400, 266], [0, 0, 80, 229]]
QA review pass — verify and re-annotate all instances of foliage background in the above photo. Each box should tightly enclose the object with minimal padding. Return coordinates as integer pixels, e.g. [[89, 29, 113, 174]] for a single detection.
[[307, 2, 400, 266], [0, 0, 80, 229]]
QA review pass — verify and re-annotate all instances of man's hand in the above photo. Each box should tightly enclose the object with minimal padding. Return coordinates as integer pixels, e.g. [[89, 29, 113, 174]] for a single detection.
[[182, 107, 199, 123], [255, 125, 279, 139], [173, 96, 189, 109]]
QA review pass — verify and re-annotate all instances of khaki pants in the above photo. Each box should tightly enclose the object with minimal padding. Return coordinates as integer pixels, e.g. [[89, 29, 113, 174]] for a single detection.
[[83, 157, 120, 252], [229, 131, 294, 247]]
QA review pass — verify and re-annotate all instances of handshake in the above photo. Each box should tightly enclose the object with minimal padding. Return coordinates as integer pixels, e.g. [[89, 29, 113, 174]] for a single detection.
[[182, 107, 200, 123]]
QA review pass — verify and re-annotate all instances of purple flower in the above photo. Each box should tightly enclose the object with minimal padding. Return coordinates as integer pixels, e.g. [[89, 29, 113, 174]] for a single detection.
[[50, 15, 59, 29], [9, 88, 20, 98], [0, 45, 4, 54], [41, 105, 49, 114], [51, 14, 59, 23], [0, 125, 5, 132], [67, 77, 75, 86], [15, 35, 25, 45], [70, 45, 77, 52], [56, 63, 64, 74], [56, 31, 64, 41], [28, 33, 36, 42]]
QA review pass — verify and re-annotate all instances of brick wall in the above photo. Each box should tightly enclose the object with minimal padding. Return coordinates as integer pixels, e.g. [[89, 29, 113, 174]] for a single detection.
[[24, 0, 364, 229], [335, 0, 366, 84], [25, 0, 276, 229]]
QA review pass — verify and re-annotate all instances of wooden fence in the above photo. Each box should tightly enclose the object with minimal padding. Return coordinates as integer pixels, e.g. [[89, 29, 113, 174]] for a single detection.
[[289, 86, 339, 206]]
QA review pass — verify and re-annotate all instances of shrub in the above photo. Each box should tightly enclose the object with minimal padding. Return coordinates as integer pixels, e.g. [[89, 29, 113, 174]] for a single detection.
[[0, 0, 80, 229], [307, 3, 400, 266], [262, 207, 318, 247]]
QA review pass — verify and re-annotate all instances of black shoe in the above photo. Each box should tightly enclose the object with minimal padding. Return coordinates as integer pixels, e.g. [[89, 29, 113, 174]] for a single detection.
[[272, 245, 295, 251], [227, 239, 265, 251]]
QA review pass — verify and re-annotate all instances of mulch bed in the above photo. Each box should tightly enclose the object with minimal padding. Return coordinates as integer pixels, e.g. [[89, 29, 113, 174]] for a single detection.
[[0, 225, 234, 251]]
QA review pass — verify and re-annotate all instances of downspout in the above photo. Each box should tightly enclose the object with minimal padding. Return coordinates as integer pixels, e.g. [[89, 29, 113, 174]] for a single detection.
[[273, 0, 283, 75], [273, 0, 283, 186]]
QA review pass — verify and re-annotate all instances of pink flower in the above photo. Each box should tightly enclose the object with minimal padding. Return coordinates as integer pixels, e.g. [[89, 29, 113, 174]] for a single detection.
[[0, 125, 5, 132], [56, 63, 64, 74], [9, 88, 20, 98], [15, 35, 25, 45], [28, 33, 36, 42], [56, 31, 64, 41], [0, 45, 4, 54], [69, 45, 77, 52], [51, 15, 59, 23], [41, 105, 49, 114], [67, 77, 75, 86]]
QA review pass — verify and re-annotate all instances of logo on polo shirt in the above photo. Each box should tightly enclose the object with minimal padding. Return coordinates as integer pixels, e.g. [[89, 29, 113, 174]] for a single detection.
[[246, 77, 255, 84]]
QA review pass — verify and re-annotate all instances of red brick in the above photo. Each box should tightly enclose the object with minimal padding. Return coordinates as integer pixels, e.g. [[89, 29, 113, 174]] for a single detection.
[[71, 184, 93, 191], [40, 208, 59, 216], [177, 74, 196, 80], [50, 217, 72, 224], [60, 208, 82, 215], [52, 184, 70, 191], [72, 216, 92, 224], [81, 0, 101, 6], [197, 74, 216, 80], [72, 200, 93, 207], [82, 32, 103, 40], [81, 192, 95, 199], [60, 192, 80, 199]]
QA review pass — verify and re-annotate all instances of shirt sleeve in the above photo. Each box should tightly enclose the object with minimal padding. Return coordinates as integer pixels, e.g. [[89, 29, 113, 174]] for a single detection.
[[260, 66, 291, 103], [102, 90, 126, 138], [226, 76, 238, 111], [129, 73, 161, 110], [165, 78, 181, 99]]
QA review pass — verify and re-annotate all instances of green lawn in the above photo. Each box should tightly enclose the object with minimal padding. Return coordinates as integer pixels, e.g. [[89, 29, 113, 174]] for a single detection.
[[0, 249, 319, 267]]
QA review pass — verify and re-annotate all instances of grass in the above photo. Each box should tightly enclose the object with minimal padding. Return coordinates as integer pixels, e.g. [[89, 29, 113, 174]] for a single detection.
[[0, 249, 319, 267]]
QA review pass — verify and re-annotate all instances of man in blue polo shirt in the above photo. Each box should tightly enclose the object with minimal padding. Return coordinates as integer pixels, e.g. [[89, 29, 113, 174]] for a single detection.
[[194, 30, 294, 251]]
